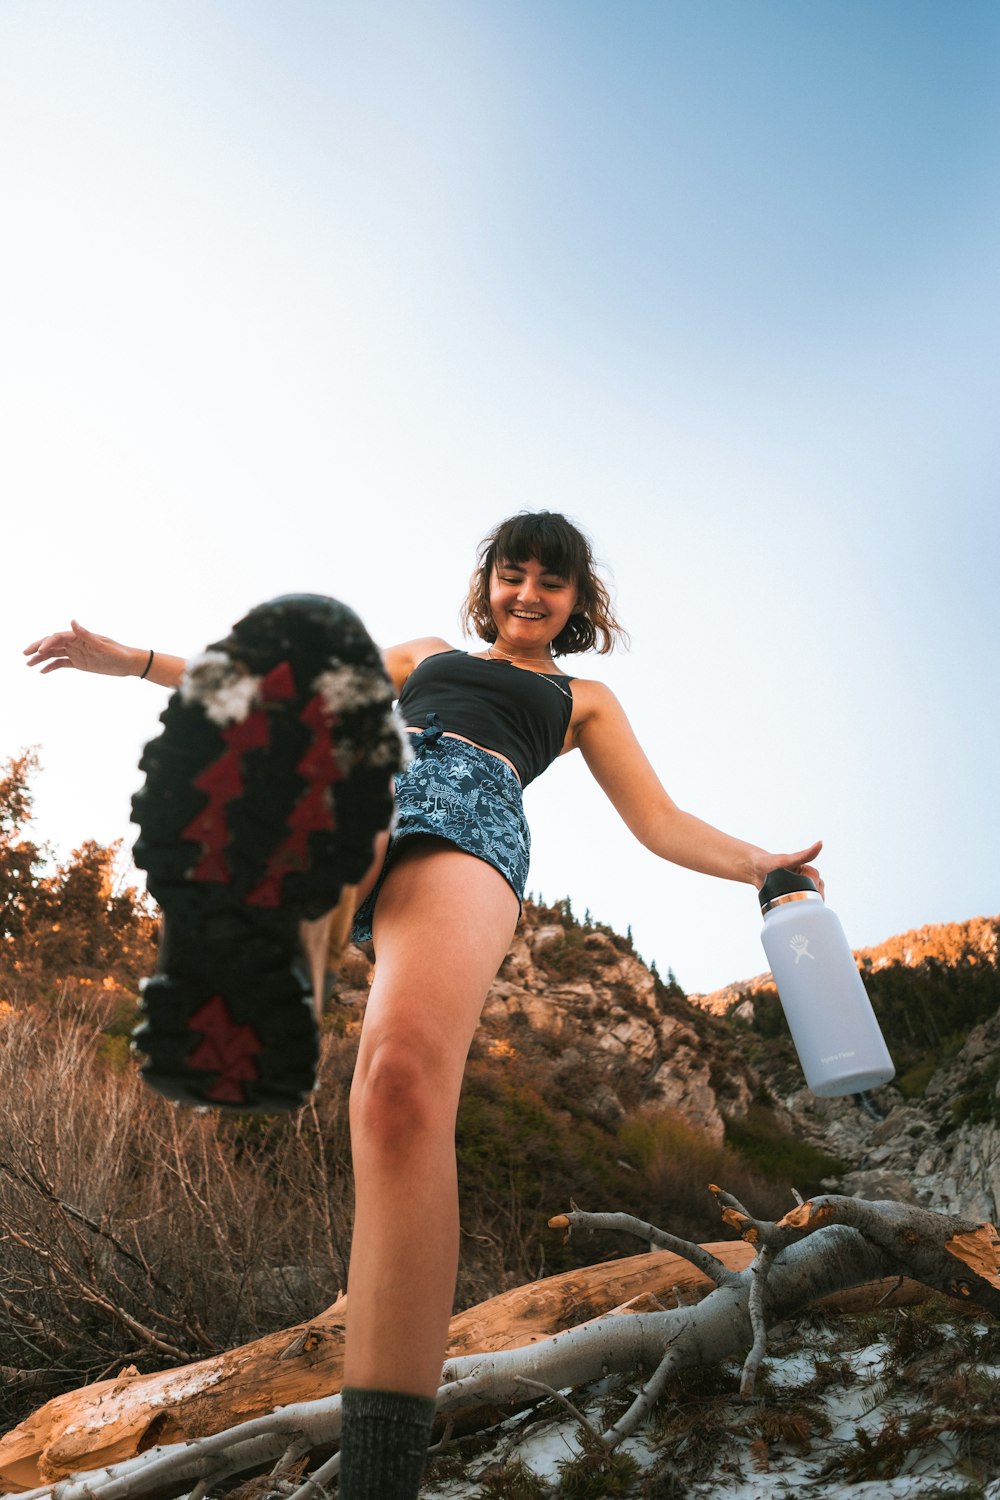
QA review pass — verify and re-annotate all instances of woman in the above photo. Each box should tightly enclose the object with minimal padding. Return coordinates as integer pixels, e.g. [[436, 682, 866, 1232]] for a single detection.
[[25, 511, 821, 1499]]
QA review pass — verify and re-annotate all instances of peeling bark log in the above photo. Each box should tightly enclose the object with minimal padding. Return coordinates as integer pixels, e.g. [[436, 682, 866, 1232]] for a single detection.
[[777, 1196, 1000, 1313]]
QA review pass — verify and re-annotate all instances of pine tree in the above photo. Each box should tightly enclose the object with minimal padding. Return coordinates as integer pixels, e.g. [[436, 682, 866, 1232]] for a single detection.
[[0, 749, 48, 943]]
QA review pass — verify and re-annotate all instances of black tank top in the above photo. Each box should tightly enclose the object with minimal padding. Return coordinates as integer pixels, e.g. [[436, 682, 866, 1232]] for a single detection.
[[396, 650, 573, 786]]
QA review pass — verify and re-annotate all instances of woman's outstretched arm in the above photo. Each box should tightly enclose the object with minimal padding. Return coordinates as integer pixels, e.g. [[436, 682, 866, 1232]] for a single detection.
[[23, 621, 187, 690], [572, 679, 822, 892], [24, 624, 453, 699]]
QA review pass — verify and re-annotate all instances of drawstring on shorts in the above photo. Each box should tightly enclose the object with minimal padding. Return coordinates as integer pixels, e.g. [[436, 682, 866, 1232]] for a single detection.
[[413, 713, 444, 749]]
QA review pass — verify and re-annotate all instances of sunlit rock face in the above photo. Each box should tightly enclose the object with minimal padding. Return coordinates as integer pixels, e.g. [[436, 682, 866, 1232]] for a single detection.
[[473, 900, 759, 1147]]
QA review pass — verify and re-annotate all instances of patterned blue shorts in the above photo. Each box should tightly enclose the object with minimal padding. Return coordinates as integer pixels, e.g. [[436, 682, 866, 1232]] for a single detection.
[[350, 715, 530, 944]]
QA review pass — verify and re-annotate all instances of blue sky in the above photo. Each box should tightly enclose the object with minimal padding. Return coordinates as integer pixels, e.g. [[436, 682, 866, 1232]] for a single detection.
[[2, 0, 997, 992]]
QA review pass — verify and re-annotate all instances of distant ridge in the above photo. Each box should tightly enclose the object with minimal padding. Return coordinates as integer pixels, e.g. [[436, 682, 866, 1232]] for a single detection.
[[688, 913, 1000, 1018]]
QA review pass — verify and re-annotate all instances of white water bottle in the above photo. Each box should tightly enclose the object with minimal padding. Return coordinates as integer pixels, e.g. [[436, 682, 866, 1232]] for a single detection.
[[759, 869, 894, 1097]]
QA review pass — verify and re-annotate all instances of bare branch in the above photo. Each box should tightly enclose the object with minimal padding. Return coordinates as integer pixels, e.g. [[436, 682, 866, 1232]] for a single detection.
[[548, 1209, 741, 1287], [271, 1440, 310, 1476], [283, 1449, 340, 1500], [708, 1185, 806, 1256], [778, 1196, 1000, 1314], [425, 1419, 454, 1458], [513, 1376, 603, 1444], [601, 1337, 684, 1448], [740, 1244, 776, 1398]]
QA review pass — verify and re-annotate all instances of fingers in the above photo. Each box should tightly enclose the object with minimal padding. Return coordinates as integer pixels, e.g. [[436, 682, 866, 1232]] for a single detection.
[[784, 841, 825, 899], [24, 630, 74, 668], [23, 622, 132, 678], [755, 841, 825, 895], [24, 632, 66, 658], [784, 839, 823, 868], [24, 645, 72, 671], [24, 623, 87, 673]]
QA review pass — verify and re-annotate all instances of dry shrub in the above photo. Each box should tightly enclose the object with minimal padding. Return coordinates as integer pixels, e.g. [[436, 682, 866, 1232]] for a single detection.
[[0, 991, 590, 1429], [0, 1002, 357, 1428], [0, 990, 818, 1431], [617, 1110, 800, 1234]]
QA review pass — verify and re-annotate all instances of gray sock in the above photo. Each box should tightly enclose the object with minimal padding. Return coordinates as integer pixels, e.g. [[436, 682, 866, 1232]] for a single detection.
[[338, 1386, 437, 1499]]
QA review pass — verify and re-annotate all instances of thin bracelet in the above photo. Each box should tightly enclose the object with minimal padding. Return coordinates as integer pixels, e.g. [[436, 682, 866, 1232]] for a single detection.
[[139, 649, 155, 681]]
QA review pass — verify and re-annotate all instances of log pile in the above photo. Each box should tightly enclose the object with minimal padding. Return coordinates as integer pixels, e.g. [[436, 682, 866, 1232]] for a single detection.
[[1, 1194, 996, 1499]]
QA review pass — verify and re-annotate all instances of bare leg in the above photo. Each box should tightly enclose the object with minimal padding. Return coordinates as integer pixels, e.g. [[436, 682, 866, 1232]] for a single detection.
[[344, 839, 518, 1396], [298, 829, 391, 1013], [352, 827, 392, 912]]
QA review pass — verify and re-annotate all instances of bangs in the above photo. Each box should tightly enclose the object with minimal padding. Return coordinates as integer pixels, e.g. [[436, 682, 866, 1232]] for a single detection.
[[490, 513, 586, 581]]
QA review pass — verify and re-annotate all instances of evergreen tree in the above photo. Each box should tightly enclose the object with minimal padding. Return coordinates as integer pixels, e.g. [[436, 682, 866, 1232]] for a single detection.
[[0, 749, 47, 943], [0, 750, 156, 980]]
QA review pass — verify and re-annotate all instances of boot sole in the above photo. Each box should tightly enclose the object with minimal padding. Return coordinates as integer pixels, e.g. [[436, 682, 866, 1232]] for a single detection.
[[130, 594, 403, 1111]]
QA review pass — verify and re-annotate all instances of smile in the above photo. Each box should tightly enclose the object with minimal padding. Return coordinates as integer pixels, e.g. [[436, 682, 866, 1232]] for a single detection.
[[511, 610, 544, 619]]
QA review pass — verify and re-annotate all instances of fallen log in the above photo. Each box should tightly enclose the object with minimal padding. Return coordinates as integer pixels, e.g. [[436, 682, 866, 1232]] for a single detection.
[[0, 1233, 929, 1492], [5, 1192, 990, 1497], [0, 1242, 741, 1490]]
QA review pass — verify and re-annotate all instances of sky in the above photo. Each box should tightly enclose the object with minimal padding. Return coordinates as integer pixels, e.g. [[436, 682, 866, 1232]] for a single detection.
[[1, 0, 997, 994]]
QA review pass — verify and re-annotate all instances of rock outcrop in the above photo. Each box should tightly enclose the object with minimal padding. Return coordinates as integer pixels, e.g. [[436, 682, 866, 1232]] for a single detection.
[[689, 913, 1000, 1222], [474, 904, 751, 1146], [344, 903, 1000, 1222]]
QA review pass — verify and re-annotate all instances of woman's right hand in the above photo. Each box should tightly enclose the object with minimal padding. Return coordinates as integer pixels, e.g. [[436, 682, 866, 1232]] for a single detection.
[[24, 621, 148, 678]]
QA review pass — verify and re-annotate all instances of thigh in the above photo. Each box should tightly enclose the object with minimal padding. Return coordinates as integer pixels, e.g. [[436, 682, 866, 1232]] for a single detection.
[[356, 841, 519, 1096]]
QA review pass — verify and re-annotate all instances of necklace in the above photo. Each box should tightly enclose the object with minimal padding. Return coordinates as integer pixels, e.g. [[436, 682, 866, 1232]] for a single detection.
[[488, 644, 555, 666], [487, 645, 573, 700]]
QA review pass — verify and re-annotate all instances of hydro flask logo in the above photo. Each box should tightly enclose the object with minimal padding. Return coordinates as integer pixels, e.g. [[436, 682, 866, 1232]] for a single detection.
[[790, 934, 814, 963]]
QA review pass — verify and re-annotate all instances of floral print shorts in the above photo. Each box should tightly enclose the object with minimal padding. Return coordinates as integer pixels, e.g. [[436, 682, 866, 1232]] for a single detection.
[[350, 715, 530, 944]]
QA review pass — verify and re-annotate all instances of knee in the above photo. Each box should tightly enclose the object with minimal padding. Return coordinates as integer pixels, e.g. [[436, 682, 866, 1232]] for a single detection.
[[350, 1041, 453, 1146]]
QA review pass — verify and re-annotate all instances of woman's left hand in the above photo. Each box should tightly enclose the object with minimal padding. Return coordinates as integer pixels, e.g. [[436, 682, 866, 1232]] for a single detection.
[[752, 840, 824, 898]]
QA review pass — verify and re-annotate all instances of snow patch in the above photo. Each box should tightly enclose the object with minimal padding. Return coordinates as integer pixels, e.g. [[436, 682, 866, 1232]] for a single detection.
[[423, 1334, 999, 1499]]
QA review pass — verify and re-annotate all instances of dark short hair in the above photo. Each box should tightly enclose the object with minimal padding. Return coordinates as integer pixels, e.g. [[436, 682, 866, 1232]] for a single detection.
[[460, 511, 627, 656]]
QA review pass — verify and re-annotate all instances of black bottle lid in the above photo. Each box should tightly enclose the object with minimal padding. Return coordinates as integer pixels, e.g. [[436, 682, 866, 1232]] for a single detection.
[[758, 867, 819, 911]]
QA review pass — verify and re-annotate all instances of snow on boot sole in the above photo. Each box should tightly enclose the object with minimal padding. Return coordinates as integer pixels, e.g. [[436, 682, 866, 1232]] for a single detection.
[[131, 594, 405, 1111]]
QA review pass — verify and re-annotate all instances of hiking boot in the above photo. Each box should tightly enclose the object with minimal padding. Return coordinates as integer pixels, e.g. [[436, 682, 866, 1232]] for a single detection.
[[131, 594, 403, 1111]]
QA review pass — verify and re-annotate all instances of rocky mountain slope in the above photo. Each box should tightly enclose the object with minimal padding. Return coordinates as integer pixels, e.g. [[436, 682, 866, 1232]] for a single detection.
[[687, 914, 1000, 1222], [341, 902, 1000, 1238], [4, 899, 998, 1496]]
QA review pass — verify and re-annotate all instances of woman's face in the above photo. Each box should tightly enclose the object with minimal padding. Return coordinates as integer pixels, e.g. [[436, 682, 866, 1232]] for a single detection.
[[489, 557, 579, 652]]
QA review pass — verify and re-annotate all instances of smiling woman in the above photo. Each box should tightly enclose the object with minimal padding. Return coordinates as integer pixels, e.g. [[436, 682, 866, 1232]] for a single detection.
[[462, 510, 624, 657], [22, 509, 823, 1500]]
